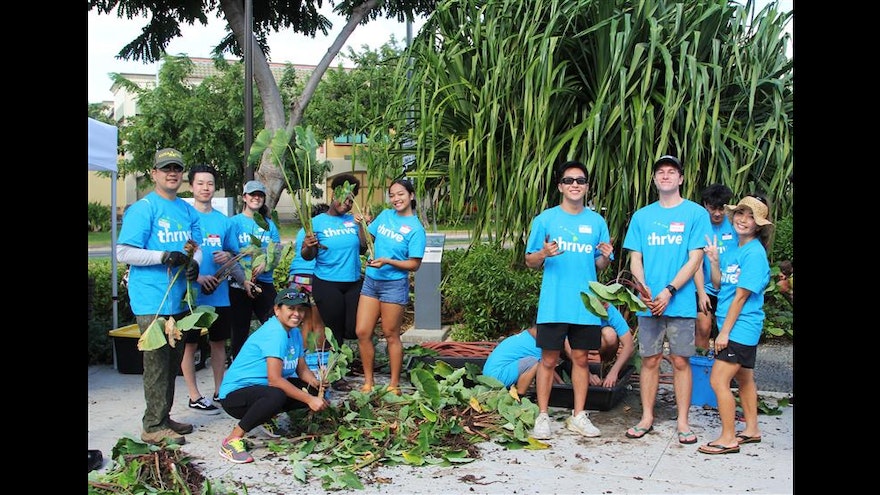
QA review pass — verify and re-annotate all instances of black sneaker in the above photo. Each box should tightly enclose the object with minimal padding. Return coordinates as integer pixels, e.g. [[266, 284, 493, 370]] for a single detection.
[[189, 396, 221, 415], [88, 449, 103, 472]]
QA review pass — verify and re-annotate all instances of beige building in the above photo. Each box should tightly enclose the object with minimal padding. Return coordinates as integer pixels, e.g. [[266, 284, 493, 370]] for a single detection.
[[87, 57, 385, 223]]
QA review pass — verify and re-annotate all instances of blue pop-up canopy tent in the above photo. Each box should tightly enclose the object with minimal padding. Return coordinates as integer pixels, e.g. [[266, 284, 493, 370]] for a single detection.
[[88, 117, 119, 328]]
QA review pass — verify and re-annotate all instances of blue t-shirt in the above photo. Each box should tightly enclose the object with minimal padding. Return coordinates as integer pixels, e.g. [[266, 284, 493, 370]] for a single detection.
[[622, 199, 712, 318], [482, 330, 541, 388], [366, 209, 427, 281], [195, 208, 238, 308], [701, 216, 738, 297], [217, 316, 304, 399], [526, 206, 610, 326], [289, 228, 315, 277], [482, 307, 627, 387], [715, 239, 770, 346], [310, 212, 363, 282], [230, 213, 281, 284], [117, 191, 202, 315]]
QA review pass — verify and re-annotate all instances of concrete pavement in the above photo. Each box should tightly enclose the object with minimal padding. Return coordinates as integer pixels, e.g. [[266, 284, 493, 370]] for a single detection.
[[88, 352, 793, 494]]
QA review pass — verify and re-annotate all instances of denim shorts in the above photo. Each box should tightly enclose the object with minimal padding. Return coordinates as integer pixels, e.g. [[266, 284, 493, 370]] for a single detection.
[[360, 275, 410, 305]]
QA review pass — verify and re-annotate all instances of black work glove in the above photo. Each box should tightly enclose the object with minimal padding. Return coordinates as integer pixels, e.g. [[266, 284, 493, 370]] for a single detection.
[[186, 260, 200, 281], [161, 251, 189, 267]]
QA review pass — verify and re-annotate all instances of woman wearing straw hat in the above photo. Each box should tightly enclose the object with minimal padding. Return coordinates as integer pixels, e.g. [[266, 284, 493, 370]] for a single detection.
[[698, 194, 774, 455]]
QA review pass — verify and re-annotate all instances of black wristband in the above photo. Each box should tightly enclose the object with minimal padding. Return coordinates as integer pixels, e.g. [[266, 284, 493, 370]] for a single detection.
[[665, 284, 677, 295]]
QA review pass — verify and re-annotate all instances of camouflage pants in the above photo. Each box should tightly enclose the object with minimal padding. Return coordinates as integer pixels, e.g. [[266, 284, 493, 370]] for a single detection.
[[136, 313, 187, 433]]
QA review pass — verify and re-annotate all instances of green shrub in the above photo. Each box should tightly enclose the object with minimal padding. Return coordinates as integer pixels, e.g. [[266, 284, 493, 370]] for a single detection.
[[762, 262, 793, 342], [88, 201, 111, 232], [88, 259, 134, 365], [770, 214, 793, 264], [440, 243, 542, 341]]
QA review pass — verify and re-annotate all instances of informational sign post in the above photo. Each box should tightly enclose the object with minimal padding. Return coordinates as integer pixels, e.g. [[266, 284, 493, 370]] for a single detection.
[[414, 233, 446, 330]]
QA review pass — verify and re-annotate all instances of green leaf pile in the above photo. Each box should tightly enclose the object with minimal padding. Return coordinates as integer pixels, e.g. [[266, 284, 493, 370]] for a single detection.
[[269, 359, 545, 490]]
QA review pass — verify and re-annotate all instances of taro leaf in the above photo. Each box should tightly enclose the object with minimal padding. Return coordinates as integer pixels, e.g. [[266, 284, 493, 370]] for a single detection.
[[248, 127, 292, 169], [580, 291, 609, 318], [445, 451, 476, 463], [604, 282, 624, 295], [525, 437, 552, 449], [292, 461, 308, 482], [589, 281, 618, 301], [138, 318, 168, 351], [616, 288, 649, 312], [475, 375, 505, 388], [409, 368, 442, 408], [177, 306, 218, 330], [337, 470, 364, 489], [111, 435, 159, 458], [253, 212, 270, 232], [418, 403, 438, 422], [430, 360, 455, 378], [402, 451, 425, 466], [248, 233, 262, 248]]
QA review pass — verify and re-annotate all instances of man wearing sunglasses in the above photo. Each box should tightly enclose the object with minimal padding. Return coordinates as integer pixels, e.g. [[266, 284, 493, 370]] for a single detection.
[[524, 160, 614, 440], [116, 147, 203, 445]]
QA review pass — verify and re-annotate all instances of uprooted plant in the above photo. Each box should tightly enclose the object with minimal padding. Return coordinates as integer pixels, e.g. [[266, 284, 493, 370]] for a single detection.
[[137, 239, 218, 352], [580, 270, 650, 319], [248, 125, 331, 241], [258, 360, 547, 490]]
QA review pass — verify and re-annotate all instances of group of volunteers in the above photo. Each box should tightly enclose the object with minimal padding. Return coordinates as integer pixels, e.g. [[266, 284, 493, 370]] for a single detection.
[[116, 149, 427, 464], [116, 148, 774, 464], [510, 157, 773, 456]]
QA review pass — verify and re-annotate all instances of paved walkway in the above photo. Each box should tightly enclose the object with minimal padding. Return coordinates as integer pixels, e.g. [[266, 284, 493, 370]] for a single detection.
[[88, 360, 793, 494]]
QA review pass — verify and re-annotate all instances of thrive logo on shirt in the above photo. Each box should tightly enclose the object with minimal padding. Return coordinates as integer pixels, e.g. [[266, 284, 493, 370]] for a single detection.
[[156, 217, 193, 244], [377, 223, 404, 243], [551, 235, 595, 254], [322, 224, 358, 237], [721, 263, 741, 285]]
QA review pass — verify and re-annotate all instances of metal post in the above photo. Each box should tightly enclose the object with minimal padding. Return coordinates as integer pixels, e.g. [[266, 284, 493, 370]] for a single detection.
[[244, 0, 254, 181]]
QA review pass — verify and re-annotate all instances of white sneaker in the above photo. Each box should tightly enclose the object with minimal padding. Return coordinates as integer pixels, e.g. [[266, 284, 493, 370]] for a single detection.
[[532, 412, 552, 439], [566, 411, 601, 437]]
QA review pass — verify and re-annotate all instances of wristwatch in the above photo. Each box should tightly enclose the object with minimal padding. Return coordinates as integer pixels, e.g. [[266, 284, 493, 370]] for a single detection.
[[665, 284, 677, 295]]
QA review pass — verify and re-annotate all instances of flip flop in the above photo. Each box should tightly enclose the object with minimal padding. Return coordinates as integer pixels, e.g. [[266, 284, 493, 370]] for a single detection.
[[698, 442, 740, 455], [735, 433, 762, 444], [625, 425, 653, 439], [678, 431, 698, 444]]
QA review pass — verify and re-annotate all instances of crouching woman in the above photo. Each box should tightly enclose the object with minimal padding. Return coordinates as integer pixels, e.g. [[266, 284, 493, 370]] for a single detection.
[[216, 288, 330, 463]]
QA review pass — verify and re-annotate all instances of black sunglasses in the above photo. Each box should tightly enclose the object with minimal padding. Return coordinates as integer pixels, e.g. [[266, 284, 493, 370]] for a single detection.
[[158, 164, 184, 173], [560, 177, 588, 185]]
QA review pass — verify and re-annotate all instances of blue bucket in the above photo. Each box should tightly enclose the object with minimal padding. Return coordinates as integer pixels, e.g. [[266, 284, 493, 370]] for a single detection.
[[304, 350, 331, 374], [689, 355, 717, 407]]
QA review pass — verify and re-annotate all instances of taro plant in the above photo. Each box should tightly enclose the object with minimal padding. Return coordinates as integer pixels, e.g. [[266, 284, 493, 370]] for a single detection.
[[137, 239, 218, 352], [333, 180, 375, 260], [581, 270, 649, 318], [248, 125, 330, 238]]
